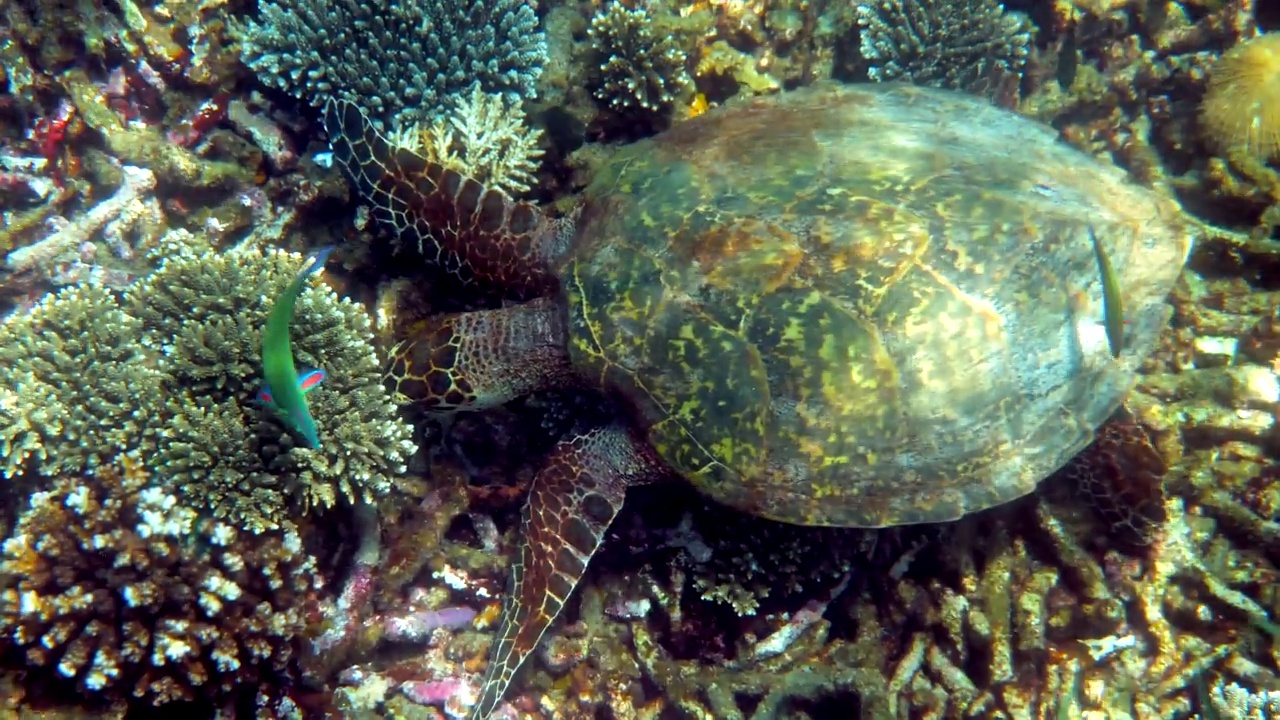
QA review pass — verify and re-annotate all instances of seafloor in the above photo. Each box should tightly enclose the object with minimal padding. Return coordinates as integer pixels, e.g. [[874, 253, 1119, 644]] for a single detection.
[[1, 0, 1279, 718]]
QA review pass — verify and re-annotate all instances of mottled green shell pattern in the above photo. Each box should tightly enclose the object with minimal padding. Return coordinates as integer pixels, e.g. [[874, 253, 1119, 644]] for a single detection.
[[561, 83, 1194, 528]]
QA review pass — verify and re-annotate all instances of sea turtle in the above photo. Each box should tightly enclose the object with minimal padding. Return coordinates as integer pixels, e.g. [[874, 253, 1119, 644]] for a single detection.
[[323, 82, 1195, 717]]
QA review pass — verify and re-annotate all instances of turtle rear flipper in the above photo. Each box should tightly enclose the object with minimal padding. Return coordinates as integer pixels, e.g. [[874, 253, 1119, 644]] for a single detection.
[[472, 424, 654, 718], [322, 99, 561, 293], [1067, 409, 1168, 546]]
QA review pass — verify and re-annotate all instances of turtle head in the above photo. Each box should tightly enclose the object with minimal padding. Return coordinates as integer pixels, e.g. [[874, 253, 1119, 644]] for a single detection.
[[323, 99, 572, 296]]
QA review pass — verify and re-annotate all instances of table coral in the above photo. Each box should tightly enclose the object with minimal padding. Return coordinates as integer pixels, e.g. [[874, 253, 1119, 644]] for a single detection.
[[0, 454, 320, 708]]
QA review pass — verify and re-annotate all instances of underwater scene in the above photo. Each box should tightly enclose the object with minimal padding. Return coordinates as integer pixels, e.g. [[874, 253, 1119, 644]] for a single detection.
[[1, 0, 1279, 718]]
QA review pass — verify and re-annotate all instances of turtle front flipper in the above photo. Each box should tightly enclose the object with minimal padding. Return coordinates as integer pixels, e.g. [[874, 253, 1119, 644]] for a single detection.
[[387, 298, 575, 410], [472, 424, 654, 718], [322, 99, 564, 294]]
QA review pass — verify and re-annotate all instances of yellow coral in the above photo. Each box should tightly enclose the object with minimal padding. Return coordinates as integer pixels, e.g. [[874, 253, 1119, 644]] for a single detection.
[[388, 84, 544, 195], [1199, 34, 1280, 161]]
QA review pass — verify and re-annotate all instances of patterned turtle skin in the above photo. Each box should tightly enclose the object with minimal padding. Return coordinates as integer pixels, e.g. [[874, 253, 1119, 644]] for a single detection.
[[559, 84, 1196, 529], [325, 82, 1195, 718]]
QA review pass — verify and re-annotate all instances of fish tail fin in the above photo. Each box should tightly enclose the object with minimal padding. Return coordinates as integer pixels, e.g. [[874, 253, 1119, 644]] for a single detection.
[[302, 246, 336, 278]]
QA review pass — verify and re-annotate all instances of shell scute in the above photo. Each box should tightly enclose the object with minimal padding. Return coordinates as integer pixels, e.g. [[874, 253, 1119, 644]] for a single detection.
[[565, 246, 771, 486]]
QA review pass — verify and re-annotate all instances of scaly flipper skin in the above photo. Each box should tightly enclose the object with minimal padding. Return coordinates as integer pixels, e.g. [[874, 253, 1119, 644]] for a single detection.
[[1064, 408, 1168, 546], [386, 297, 574, 409], [471, 424, 656, 719], [323, 99, 569, 296]]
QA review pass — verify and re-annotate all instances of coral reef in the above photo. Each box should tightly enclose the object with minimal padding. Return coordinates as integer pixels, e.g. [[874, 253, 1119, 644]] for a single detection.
[[587, 1, 693, 118], [5, 0, 1280, 717], [1199, 32, 1280, 161], [238, 0, 546, 130], [388, 83, 545, 196], [0, 455, 319, 707], [854, 0, 1033, 94], [0, 231, 415, 533]]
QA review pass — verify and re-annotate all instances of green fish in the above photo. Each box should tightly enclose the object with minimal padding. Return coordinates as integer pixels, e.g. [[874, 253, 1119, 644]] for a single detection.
[[259, 246, 334, 448], [1089, 228, 1125, 358]]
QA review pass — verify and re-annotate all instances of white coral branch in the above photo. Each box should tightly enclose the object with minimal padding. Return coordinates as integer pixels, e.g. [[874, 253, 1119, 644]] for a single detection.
[[391, 84, 544, 195]]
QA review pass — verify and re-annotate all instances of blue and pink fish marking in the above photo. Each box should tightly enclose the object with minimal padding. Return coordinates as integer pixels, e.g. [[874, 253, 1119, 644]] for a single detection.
[[259, 246, 334, 448]]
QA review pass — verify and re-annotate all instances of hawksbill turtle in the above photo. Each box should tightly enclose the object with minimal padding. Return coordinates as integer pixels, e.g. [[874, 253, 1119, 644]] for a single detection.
[[323, 82, 1195, 717]]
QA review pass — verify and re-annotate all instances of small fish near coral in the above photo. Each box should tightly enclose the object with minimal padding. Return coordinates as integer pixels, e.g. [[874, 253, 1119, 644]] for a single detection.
[[259, 245, 335, 448]]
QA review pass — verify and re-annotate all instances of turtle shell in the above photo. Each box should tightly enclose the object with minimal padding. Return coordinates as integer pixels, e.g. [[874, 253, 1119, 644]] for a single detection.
[[557, 83, 1194, 528]]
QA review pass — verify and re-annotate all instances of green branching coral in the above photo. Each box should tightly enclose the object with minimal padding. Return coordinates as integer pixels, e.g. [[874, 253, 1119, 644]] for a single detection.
[[0, 232, 416, 534], [129, 240, 417, 531], [0, 284, 164, 478]]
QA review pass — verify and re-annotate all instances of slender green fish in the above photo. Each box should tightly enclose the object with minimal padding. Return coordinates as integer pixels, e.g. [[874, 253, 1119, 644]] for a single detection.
[[1089, 228, 1124, 358], [259, 246, 335, 448]]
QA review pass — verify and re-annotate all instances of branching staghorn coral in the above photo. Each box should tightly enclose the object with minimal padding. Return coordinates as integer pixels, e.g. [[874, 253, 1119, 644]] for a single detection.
[[238, 0, 546, 130], [854, 0, 1032, 94], [0, 455, 319, 707]]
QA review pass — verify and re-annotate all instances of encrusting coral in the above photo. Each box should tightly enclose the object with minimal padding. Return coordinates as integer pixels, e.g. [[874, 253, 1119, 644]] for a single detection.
[[0, 455, 320, 707]]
